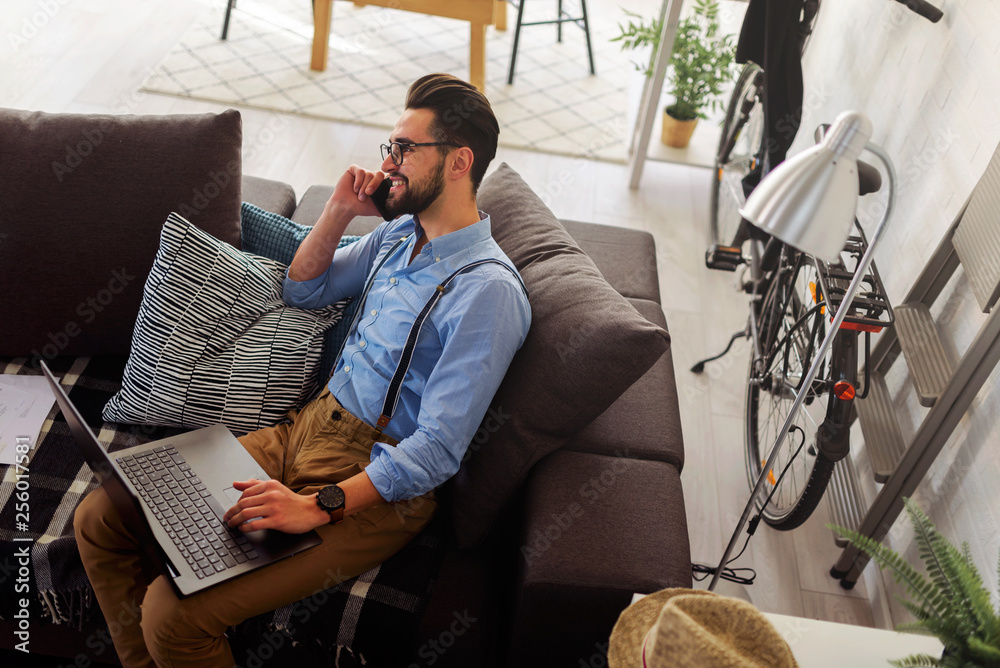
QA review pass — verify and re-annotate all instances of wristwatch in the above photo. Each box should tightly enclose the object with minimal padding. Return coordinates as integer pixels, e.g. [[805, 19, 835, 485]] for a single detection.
[[316, 484, 346, 525]]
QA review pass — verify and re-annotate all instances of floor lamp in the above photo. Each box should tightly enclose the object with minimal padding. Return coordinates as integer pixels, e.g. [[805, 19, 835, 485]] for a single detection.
[[707, 110, 898, 592]]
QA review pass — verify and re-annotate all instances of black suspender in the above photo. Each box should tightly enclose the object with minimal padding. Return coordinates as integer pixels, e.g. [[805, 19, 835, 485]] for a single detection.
[[373, 258, 526, 438], [332, 232, 528, 440]]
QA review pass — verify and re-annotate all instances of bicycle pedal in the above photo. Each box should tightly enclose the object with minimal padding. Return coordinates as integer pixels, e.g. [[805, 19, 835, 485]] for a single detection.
[[705, 244, 744, 271]]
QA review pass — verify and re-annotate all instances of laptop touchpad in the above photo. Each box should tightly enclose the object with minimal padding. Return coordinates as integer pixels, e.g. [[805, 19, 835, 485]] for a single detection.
[[222, 486, 264, 525]]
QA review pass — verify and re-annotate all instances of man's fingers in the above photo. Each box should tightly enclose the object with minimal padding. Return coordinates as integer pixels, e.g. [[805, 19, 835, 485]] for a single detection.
[[351, 168, 386, 200], [223, 490, 266, 523], [352, 166, 368, 197], [239, 517, 269, 533], [364, 171, 386, 194], [226, 504, 265, 528]]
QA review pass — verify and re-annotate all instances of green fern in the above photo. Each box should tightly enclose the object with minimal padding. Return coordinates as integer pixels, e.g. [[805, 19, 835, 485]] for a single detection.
[[891, 654, 951, 668], [830, 497, 1000, 668]]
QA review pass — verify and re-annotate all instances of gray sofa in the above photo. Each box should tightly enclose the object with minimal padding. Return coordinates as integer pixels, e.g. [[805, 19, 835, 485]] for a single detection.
[[0, 108, 691, 667], [239, 171, 693, 666]]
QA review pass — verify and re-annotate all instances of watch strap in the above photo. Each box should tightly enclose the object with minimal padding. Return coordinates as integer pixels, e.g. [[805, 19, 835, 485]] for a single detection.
[[326, 506, 344, 525]]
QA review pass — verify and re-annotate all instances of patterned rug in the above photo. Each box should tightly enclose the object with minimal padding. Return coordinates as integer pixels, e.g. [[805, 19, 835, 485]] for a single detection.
[[141, 0, 658, 162]]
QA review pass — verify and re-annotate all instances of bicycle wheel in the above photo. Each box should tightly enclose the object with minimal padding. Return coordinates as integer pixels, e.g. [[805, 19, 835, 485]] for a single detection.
[[744, 254, 838, 530], [710, 62, 765, 249]]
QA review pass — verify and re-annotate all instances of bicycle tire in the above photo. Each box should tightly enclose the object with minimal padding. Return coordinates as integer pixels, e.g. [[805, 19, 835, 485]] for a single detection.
[[710, 62, 766, 250], [743, 254, 841, 530]]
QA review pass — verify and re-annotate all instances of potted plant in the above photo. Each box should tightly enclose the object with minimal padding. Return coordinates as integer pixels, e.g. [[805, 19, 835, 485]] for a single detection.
[[831, 497, 1000, 667], [612, 0, 737, 148]]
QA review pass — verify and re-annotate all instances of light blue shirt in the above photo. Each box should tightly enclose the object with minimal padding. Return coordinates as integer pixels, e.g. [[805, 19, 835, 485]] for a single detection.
[[283, 213, 531, 501]]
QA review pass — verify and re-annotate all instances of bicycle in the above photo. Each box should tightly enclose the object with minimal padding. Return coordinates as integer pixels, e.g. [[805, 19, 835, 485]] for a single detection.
[[694, 0, 941, 532], [741, 206, 893, 530], [697, 129, 893, 531], [705, 0, 820, 272]]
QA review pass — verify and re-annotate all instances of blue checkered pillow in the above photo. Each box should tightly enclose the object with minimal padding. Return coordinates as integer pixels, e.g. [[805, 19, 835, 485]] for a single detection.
[[240, 202, 362, 380]]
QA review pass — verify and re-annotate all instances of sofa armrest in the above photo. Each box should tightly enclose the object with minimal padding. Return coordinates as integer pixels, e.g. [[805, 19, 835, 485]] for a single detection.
[[560, 220, 661, 304], [291, 185, 384, 235], [508, 450, 691, 667], [241, 175, 297, 218]]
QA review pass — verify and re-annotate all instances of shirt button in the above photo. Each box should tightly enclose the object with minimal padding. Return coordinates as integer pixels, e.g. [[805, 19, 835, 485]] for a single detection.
[[370, 309, 377, 316], [359, 341, 366, 348], [389, 277, 397, 284], [343, 366, 351, 373], [435, 256, 441, 262]]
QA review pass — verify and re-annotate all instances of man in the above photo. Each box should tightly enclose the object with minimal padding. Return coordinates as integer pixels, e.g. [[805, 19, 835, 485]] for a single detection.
[[74, 73, 531, 667]]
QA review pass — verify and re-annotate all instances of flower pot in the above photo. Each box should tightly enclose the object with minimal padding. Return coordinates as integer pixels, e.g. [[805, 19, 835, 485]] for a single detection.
[[661, 111, 697, 148]]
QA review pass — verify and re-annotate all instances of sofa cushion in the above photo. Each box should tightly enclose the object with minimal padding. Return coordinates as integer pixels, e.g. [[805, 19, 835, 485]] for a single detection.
[[242, 174, 297, 218], [561, 220, 661, 303], [563, 298, 685, 470], [451, 163, 671, 548], [509, 450, 691, 666], [103, 213, 347, 434], [240, 201, 362, 381], [0, 108, 243, 357]]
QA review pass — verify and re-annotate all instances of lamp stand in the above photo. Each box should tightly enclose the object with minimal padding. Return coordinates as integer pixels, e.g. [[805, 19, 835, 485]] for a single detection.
[[707, 143, 897, 592]]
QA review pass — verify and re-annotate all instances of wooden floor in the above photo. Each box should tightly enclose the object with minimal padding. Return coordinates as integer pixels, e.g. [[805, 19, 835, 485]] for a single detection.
[[1, 0, 886, 630]]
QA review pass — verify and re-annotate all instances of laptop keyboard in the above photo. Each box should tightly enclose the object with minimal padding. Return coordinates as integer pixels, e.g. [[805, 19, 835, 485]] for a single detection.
[[117, 445, 260, 579]]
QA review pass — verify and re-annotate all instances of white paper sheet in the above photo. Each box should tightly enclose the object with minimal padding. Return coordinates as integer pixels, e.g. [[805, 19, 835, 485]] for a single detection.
[[0, 375, 57, 466]]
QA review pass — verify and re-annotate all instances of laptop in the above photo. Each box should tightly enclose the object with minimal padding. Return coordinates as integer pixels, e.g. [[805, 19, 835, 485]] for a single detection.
[[40, 361, 322, 597]]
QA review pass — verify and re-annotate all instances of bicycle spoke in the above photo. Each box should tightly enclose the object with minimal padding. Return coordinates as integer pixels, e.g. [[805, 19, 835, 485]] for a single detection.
[[744, 254, 840, 530]]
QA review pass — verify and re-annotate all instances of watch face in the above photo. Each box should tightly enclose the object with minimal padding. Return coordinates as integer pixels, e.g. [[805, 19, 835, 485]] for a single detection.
[[318, 485, 345, 511]]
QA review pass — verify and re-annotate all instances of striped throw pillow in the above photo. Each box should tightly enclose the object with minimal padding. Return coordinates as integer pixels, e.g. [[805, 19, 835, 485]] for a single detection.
[[102, 213, 348, 434], [239, 202, 362, 380]]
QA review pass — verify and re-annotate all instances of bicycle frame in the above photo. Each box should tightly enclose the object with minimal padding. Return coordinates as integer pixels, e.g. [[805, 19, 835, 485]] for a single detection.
[[746, 239, 858, 463]]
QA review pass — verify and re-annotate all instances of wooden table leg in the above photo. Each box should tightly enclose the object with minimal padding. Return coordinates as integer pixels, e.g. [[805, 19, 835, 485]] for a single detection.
[[494, 0, 507, 31], [470, 23, 486, 92], [311, 0, 333, 71]]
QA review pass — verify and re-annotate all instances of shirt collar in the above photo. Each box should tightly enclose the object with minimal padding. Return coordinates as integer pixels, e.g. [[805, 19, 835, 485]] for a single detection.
[[416, 212, 492, 261]]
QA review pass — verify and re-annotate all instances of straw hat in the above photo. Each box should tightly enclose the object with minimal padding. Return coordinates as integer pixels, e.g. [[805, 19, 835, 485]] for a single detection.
[[608, 588, 799, 668]]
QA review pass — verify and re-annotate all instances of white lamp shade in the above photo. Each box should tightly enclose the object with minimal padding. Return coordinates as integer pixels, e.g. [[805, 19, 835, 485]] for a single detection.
[[739, 111, 873, 263]]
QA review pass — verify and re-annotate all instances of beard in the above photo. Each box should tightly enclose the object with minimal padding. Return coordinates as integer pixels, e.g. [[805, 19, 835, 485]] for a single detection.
[[384, 157, 446, 219]]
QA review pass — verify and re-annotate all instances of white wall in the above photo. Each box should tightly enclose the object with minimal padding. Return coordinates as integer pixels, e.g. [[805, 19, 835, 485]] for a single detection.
[[789, 0, 1000, 626]]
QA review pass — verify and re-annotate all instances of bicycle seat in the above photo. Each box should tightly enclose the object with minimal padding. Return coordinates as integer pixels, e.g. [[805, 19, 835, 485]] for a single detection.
[[858, 159, 882, 196]]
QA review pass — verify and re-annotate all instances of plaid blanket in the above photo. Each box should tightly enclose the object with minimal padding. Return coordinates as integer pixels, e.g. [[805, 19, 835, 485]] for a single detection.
[[0, 355, 447, 665]]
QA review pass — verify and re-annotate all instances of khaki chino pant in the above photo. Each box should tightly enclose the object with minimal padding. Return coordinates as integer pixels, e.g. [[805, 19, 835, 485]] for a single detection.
[[74, 388, 436, 668]]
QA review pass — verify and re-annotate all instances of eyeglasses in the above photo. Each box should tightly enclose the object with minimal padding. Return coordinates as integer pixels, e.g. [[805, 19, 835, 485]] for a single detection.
[[380, 140, 462, 166]]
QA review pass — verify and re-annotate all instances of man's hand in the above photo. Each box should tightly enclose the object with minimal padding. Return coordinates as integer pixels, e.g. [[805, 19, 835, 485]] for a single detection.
[[288, 165, 388, 283], [223, 479, 328, 534], [326, 165, 388, 220]]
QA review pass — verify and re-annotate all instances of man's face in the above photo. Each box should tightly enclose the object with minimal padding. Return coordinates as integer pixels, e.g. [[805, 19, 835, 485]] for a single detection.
[[382, 108, 448, 219]]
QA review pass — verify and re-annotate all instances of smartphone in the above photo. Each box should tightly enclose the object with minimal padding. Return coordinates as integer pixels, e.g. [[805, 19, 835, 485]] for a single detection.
[[370, 179, 392, 221]]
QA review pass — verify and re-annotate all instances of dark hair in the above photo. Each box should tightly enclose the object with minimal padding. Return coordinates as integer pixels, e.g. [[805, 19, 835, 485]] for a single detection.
[[405, 73, 499, 192]]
